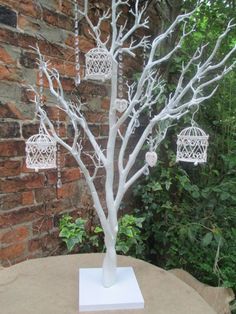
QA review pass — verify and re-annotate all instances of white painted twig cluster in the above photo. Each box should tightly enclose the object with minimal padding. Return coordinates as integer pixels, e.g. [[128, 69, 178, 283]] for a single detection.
[[31, 0, 236, 288]]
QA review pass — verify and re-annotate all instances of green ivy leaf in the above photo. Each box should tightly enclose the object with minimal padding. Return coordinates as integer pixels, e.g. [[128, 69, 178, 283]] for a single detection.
[[202, 232, 213, 247]]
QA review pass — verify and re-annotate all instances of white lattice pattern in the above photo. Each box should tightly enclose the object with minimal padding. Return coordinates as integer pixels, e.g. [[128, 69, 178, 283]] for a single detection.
[[176, 126, 209, 165], [85, 47, 112, 81], [25, 128, 57, 171]]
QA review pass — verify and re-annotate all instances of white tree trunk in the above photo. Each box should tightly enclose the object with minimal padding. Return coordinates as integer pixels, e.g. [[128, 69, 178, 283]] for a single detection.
[[102, 234, 117, 287]]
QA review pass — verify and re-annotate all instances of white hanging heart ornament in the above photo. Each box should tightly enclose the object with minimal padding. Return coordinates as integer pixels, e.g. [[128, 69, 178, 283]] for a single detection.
[[114, 99, 128, 113], [145, 151, 158, 167]]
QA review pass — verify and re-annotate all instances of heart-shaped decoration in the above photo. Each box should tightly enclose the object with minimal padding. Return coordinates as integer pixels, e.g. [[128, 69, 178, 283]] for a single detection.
[[145, 151, 158, 167], [115, 99, 128, 113]]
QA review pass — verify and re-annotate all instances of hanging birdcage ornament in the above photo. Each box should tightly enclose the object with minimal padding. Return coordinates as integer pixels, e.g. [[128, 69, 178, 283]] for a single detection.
[[25, 59, 57, 172], [26, 125, 57, 172], [176, 125, 209, 165], [85, 46, 112, 81]]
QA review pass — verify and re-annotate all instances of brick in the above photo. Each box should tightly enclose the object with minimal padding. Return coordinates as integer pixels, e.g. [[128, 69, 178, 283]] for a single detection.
[[62, 168, 81, 183], [64, 33, 74, 48], [100, 124, 109, 137], [0, 141, 25, 157], [34, 187, 56, 203], [61, 77, 76, 91], [21, 86, 37, 103], [0, 174, 45, 193], [0, 5, 17, 28], [0, 193, 22, 211], [46, 106, 67, 122], [32, 217, 54, 234], [78, 81, 107, 98], [0, 205, 43, 227], [56, 181, 80, 199], [0, 101, 28, 120], [78, 36, 95, 53], [18, 14, 41, 32], [64, 154, 77, 167], [45, 170, 57, 185], [89, 124, 100, 137], [0, 160, 21, 177], [57, 14, 73, 32], [63, 62, 77, 77], [101, 97, 110, 110], [0, 122, 21, 138], [0, 28, 18, 46], [19, 0, 41, 19], [51, 122, 67, 137], [0, 226, 29, 245], [47, 57, 65, 75], [28, 231, 60, 254], [21, 174, 46, 190], [1, 0, 41, 18], [59, 0, 73, 15], [42, 7, 58, 27], [19, 51, 38, 69], [42, 7, 73, 31], [0, 45, 16, 65], [22, 123, 40, 139], [0, 243, 27, 261], [85, 112, 108, 124], [22, 191, 34, 205], [0, 64, 22, 82], [17, 33, 37, 51]]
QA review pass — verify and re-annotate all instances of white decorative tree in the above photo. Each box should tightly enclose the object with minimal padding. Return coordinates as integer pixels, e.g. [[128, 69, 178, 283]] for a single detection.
[[27, 0, 235, 288]]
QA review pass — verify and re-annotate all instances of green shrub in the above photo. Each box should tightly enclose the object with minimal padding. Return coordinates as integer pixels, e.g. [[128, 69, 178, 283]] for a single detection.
[[59, 214, 146, 259], [132, 144, 236, 293]]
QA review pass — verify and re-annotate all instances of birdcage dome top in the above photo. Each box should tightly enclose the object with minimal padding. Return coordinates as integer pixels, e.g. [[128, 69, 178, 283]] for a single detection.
[[86, 47, 109, 56], [26, 132, 56, 145], [85, 47, 112, 81], [177, 126, 208, 138]]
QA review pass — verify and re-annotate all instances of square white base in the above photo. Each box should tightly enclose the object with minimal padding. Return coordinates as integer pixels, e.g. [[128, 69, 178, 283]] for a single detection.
[[79, 267, 144, 312]]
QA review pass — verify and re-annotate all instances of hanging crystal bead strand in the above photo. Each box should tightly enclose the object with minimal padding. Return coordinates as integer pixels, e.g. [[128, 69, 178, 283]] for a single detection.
[[118, 51, 123, 99], [144, 44, 158, 168], [74, 0, 81, 86], [39, 63, 44, 107], [56, 97, 62, 189], [115, 46, 128, 113]]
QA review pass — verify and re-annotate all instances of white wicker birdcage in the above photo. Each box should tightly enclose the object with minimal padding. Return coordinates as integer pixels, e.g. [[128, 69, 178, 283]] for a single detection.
[[25, 127, 57, 172], [85, 47, 112, 81], [176, 126, 209, 165]]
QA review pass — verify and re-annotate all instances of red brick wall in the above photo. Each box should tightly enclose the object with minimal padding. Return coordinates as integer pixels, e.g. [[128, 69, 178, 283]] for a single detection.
[[0, 0, 113, 266], [0, 0, 157, 266]]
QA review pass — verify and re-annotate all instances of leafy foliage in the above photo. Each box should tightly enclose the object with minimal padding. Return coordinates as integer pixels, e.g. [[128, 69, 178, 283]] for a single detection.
[[59, 214, 146, 258], [133, 144, 236, 291]]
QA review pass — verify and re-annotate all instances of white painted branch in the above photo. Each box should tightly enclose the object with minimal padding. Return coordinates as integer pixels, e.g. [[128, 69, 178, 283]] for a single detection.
[[34, 48, 107, 166], [79, 0, 110, 48], [30, 91, 110, 237]]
